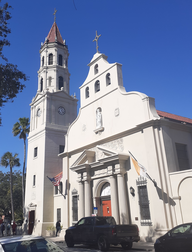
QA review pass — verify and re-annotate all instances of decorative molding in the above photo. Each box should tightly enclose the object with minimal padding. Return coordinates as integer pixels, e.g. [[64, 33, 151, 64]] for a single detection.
[[72, 188, 78, 195], [94, 126, 104, 134], [172, 196, 181, 200]]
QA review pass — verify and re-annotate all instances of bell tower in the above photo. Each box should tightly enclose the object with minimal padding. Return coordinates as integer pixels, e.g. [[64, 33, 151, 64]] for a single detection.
[[38, 21, 70, 94], [25, 17, 77, 236]]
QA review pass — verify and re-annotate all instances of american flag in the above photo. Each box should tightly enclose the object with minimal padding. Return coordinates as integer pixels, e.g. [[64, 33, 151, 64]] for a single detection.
[[47, 172, 62, 186]]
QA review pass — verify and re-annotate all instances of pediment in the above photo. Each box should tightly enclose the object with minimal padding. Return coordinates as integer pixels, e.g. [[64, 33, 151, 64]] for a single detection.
[[70, 145, 130, 177], [71, 145, 125, 168], [31, 92, 44, 105], [71, 150, 95, 167], [31, 89, 77, 105]]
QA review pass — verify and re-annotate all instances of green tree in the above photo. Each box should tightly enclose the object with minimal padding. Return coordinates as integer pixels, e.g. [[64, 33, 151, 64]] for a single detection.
[[12, 117, 30, 216], [0, 171, 22, 222], [0, 152, 20, 221], [0, 1, 27, 125]]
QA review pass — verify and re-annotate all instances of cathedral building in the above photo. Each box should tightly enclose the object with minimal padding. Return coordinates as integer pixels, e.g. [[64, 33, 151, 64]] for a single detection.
[[25, 20, 192, 241]]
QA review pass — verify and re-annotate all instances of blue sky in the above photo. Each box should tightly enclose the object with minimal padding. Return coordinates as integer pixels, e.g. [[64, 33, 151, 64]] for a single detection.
[[0, 0, 192, 173]]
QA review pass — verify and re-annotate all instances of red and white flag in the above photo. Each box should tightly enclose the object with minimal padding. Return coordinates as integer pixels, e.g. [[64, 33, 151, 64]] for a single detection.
[[47, 172, 62, 186]]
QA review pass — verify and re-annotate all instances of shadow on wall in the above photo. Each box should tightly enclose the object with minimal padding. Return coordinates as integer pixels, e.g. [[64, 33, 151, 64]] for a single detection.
[[121, 213, 129, 224], [155, 186, 176, 206], [145, 223, 165, 242]]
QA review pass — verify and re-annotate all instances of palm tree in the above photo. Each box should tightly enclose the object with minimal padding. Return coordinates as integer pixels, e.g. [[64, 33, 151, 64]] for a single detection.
[[0, 152, 20, 221], [12, 117, 30, 216]]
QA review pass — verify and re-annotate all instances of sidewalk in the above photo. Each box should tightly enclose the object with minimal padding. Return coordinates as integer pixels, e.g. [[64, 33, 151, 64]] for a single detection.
[[46, 235, 65, 243]]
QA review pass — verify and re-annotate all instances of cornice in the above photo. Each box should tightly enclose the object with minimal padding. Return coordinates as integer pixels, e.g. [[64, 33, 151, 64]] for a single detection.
[[61, 117, 192, 158]]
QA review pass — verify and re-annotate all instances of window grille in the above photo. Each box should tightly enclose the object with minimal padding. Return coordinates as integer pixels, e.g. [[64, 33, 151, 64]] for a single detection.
[[137, 178, 152, 226], [72, 195, 78, 221], [72, 189, 78, 222]]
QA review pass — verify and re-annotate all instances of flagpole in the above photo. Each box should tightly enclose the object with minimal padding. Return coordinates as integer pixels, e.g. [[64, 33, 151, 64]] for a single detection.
[[128, 151, 138, 161], [146, 173, 157, 187], [57, 187, 66, 199]]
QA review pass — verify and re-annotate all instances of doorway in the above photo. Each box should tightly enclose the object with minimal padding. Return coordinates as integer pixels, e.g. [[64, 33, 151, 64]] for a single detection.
[[102, 200, 112, 216], [28, 210, 35, 235], [100, 182, 111, 217]]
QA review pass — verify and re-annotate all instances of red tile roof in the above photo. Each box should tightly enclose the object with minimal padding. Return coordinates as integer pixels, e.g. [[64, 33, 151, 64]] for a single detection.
[[157, 110, 192, 125], [46, 22, 64, 45]]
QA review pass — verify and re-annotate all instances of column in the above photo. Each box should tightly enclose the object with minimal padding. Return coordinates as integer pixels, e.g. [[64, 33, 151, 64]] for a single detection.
[[55, 49, 58, 91], [78, 181, 84, 219], [117, 173, 129, 224], [45, 48, 48, 90], [84, 180, 92, 217], [109, 175, 120, 224]]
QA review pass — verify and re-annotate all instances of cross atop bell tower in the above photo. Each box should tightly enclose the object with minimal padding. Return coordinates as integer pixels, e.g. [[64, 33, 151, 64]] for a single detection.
[[53, 8, 57, 22]]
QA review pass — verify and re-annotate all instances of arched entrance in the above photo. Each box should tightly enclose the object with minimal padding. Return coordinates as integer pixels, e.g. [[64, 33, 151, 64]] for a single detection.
[[179, 177, 192, 223], [100, 182, 112, 217]]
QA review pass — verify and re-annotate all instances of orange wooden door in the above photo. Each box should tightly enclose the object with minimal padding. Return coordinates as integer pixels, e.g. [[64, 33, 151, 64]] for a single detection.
[[102, 200, 112, 216]]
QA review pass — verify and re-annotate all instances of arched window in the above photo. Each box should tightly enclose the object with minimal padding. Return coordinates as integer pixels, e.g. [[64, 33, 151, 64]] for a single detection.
[[42, 56, 44, 67], [59, 76, 64, 90], [48, 53, 53, 65], [94, 64, 98, 74], [40, 78, 43, 92], [48, 77, 52, 86], [100, 183, 111, 196], [59, 54, 62, 66], [106, 73, 111, 86], [95, 80, 100, 93], [85, 87, 89, 98]]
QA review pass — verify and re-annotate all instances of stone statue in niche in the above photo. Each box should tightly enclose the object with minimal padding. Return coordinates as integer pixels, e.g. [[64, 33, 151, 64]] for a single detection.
[[96, 107, 102, 129]]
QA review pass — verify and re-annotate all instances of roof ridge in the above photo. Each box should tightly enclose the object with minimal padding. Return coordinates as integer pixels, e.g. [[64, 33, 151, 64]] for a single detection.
[[157, 110, 192, 124]]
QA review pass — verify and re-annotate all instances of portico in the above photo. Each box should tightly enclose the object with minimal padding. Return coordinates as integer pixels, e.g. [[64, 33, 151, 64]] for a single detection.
[[70, 146, 130, 224]]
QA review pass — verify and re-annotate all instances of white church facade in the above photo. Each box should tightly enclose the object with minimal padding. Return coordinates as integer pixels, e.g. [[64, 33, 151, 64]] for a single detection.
[[25, 21, 192, 241]]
